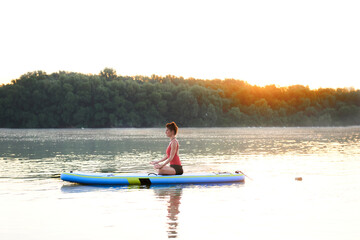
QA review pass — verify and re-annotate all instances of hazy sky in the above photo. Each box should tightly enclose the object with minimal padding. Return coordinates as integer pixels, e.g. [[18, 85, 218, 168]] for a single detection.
[[1, 0, 359, 89]]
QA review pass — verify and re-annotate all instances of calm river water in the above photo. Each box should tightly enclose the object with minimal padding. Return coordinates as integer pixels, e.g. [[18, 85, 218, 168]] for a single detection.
[[1, 127, 360, 240]]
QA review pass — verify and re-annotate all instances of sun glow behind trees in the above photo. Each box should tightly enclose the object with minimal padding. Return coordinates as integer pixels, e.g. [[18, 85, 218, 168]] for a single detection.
[[0, 69, 359, 128]]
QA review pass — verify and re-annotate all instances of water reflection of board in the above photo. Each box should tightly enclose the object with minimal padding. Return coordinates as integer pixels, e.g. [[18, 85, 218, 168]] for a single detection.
[[60, 171, 245, 185]]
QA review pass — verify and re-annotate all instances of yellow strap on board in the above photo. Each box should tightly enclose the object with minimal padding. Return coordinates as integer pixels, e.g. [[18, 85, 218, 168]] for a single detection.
[[126, 177, 141, 185]]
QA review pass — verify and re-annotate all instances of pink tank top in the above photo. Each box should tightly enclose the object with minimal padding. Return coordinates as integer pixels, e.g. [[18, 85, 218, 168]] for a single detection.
[[166, 140, 181, 166]]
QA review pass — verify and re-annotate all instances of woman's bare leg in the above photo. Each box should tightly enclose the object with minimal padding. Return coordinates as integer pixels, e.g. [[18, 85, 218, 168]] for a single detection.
[[157, 165, 176, 175]]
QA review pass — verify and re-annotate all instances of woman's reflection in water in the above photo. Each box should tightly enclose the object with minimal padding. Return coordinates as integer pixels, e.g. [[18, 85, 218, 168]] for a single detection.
[[60, 184, 183, 238], [153, 187, 183, 239]]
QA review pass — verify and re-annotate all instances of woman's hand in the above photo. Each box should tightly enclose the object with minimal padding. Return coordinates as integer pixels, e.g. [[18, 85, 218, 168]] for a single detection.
[[150, 160, 158, 165], [154, 163, 163, 169]]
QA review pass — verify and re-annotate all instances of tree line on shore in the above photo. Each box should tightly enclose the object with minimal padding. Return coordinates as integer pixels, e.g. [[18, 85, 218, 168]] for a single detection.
[[0, 68, 359, 128]]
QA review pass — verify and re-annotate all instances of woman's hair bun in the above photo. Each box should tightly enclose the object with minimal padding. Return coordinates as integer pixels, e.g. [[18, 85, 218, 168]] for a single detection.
[[166, 122, 178, 135]]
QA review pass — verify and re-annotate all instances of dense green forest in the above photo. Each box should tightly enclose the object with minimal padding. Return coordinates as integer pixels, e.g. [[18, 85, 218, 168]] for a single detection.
[[0, 68, 359, 128]]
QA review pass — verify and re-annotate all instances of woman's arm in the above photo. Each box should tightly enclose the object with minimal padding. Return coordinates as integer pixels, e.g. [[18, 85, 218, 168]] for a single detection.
[[158, 141, 177, 168], [157, 155, 168, 163]]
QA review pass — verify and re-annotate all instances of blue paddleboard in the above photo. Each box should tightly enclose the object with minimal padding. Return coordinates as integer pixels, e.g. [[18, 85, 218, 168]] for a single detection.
[[60, 171, 245, 185]]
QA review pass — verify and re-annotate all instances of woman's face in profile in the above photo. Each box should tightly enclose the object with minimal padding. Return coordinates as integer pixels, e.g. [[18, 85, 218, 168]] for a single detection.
[[165, 128, 172, 137]]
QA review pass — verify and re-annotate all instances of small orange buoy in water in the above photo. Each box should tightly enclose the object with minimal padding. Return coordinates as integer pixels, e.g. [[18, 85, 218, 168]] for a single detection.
[[295, 177, 303, 181]]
